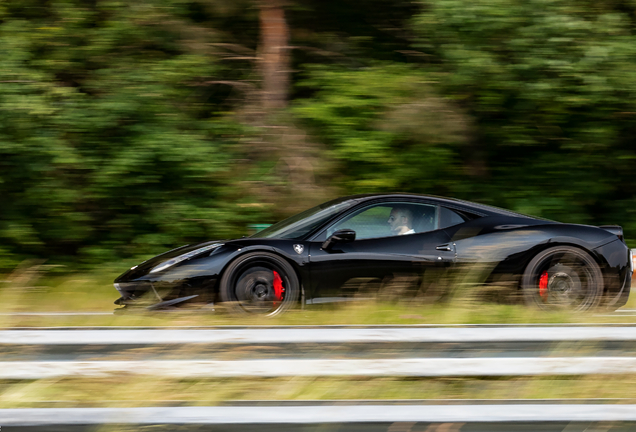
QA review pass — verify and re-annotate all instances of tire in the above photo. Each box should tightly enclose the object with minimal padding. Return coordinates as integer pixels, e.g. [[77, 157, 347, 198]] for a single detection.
[[522, 246, 603, 312], [219, 251, 300, 316]]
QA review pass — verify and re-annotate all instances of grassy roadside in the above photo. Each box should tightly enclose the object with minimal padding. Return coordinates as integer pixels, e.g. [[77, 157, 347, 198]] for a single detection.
[[0, 265, 635, 327], [0, 264, 124, 313], [1, 267, 635, 410], [3, 375, 636, 408], [3, 304, 636, 328]]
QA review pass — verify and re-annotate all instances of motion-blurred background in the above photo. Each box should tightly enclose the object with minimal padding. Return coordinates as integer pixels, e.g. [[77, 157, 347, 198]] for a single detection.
[[5, 3, 636, 423], [2, 0, 636, 271]]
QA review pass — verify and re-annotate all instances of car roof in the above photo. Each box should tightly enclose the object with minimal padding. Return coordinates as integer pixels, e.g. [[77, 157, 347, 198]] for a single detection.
[[340, 193, 538, 219]]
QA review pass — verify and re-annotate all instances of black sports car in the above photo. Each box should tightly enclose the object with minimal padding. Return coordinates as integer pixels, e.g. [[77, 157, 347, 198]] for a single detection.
[[114, 194, 632, 315]]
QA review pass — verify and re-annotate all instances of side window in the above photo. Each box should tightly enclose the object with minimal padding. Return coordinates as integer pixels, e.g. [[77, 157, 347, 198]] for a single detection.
[[439, 206, 468, 229], [327, 202, 439, 240]]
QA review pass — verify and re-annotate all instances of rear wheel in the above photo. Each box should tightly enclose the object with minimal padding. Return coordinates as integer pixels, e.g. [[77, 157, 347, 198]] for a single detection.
[[522, 246, 603, 312], [219, 252, 299, 316]]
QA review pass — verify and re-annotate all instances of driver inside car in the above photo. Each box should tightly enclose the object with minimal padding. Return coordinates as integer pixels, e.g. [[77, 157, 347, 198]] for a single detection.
[[388, 207, 415, 236]]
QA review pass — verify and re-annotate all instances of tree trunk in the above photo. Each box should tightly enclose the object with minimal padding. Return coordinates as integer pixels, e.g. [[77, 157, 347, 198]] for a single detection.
[[258, 1, 290, 110]]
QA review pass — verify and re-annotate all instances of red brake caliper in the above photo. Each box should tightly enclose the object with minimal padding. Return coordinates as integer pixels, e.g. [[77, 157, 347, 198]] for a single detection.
[[539, 271, 549, 301], [273, 271, 285, 303]]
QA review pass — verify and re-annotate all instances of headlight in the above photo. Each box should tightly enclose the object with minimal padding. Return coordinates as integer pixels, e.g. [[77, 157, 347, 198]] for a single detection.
[[630, 249, 634, 274], [149, 243, 224, 274]]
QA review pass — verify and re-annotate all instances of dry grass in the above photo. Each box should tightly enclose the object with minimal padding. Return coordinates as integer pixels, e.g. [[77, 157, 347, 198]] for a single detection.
[[1, 265, 635, 410], [0, 263, 634, 328], [2, 375, 636, 408], [0, 266, 636, 414], [2, 302, 636, 329]]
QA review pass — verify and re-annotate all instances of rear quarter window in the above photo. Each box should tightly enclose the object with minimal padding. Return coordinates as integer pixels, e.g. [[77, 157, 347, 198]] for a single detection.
[[439, 207, 470, 229]]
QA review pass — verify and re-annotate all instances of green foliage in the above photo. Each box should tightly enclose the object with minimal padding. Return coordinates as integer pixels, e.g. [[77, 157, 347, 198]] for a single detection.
[[0, 0, 255, 268], [412, 0, 636, 229], [2, 0, 636, 271], [293, 65, 470, 194]]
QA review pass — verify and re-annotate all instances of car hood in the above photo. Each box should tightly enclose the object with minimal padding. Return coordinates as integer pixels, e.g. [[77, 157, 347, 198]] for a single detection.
[[115, 240, 226, 282]]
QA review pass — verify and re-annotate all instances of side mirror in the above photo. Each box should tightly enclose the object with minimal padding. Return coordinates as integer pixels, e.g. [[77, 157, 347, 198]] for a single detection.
[[322, 229, 356, 251]]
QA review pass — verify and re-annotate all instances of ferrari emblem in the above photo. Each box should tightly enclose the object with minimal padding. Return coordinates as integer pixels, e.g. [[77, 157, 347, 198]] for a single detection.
[[293, 244, 304, 255]]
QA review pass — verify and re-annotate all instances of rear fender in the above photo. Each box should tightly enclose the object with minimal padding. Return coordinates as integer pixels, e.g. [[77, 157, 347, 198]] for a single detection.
[[592, 239, 631, 306]]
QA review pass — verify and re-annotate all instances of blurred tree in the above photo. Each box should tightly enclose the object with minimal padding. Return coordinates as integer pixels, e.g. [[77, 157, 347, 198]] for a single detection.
[[0, 0, 257, 268], [412, 0, 636, 229], [258, 0, 291, 109], [3, 0, 636, 271], [293, 64, 471, 194]]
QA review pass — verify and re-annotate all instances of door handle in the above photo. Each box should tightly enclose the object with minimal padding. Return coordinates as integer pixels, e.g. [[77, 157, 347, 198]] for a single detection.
[[436, 244, 453, 251]]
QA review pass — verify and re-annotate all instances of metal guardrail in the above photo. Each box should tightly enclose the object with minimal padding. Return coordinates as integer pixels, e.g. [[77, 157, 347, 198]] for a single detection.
[[3, 404, 636, 427], [5, 357, 636, 379], [2, 326, 636, 378], [3, 326, 636, 429], [3, 326, 636, 345]]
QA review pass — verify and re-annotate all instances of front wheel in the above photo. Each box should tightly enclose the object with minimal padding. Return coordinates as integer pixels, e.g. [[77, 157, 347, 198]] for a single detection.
[[219, 252, 300, 316], [522, 246, 603, 312]]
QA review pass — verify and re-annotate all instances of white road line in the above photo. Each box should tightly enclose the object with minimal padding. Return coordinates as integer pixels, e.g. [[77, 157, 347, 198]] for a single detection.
[[3, 357, 636, 379], [3, 404, 636, 425], [3, 327, 636, 345]]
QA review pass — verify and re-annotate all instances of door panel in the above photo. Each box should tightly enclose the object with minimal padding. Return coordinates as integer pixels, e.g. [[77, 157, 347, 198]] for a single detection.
[[308, 229, 453, 301]]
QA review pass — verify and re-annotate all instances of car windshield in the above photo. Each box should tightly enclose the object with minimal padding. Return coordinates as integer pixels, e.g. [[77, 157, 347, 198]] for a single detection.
[[251, 199, 355, 239]]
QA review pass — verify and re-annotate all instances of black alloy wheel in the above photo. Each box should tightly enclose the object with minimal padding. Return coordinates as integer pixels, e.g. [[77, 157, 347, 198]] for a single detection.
[[219, 252, 300, 316], [522, 246, 603, 312]]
